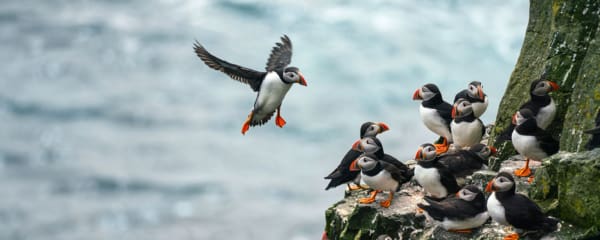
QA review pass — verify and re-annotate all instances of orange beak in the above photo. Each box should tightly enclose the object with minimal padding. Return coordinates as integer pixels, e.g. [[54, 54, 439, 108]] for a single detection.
[[547, 81, 559, 92], [485, 179, 495, 192], [414, 147, 423, 160], [451, 104, 458, 119], [298, 73, 307, 86], [351, 140, 362, 151], [412, 89, 422, 100], [349, 158, 360, 171], [477, 85, 485, 100], [455, 192, 460, 197], [490, 146, 497, 156], [377, 122, 390, 133], [512, 112, 518, 125]]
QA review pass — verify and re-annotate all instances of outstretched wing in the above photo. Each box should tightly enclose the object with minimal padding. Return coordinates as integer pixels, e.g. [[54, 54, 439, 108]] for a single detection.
[[265, 35, 293, 71], [194, 41, 266, 92]]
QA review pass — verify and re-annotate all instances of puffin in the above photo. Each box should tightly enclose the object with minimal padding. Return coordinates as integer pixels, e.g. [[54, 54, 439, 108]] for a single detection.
[[413, 83, 453, 153], [414, 143, 460, 199], [350, 137, 413, 181], [194, 35, 307, 135], [496, 79, 559, 143], [451, 99, 485, 148], [439, 143, 497, 179], [584, 109, 600, 150], [418, 185, 488, 233], [454, 81, 488, 118], [511, 108, 559, 177], [356, 152, 413, 208], [324, 122, 390, 190], [486, 172, 559, 239]]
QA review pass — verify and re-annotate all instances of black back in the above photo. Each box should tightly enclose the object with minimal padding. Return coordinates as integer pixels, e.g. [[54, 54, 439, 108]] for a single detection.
[[515, 118, 559, 156], [439, 149, 487, 178], [417, 158, 460, 195], [418, 185, 486, 221]]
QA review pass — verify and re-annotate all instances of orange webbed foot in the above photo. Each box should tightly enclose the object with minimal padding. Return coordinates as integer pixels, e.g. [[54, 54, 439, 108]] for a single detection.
[[503, 233, 519, 240], [241, 112, 253, 135], [449, 229, 473, 234], [514, 166, 532, 177], [380, 199, 391, 208], [358, 190, 379, 204], [275, 115, 286, 128], [433, 137, 449, 154]]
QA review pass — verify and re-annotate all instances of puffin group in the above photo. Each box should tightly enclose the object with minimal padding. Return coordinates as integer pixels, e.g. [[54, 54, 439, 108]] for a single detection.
[[323, 79, 561, 239], [193, 35, 563, 239]]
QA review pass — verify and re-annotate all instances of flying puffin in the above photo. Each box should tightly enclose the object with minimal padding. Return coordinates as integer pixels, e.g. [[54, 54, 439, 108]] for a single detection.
[[439, 143, 496, 179], [324, 122, 390, 190], [414, 143, 460, 200], [454, 81, 488, 118], [486, 172, 559, 239], [418, 185, 488, 233], [511, 108, 559, 177], [413, 83, 453, 153], [584, 109, 600, 150], [194, 35, 307, 135], [496, 79, 559, 143], [356, 152, 413, 208], [451, 99, 485, 148]]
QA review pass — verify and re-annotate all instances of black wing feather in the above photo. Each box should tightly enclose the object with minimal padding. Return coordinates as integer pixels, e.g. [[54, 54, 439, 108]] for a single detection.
[[194, 41, 266, 92], [435, 162, 460, 194], [380, 160, 412, 189], [535, 129, 559, 155], [265, 35, 293, 71], [437, 102, 454, 126], [324, 149, 361, 190], [504, 194, 555, 231]]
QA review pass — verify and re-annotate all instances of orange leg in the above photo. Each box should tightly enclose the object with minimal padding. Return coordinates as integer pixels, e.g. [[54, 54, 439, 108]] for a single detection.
[[416, 207, 424, 214], [434, 137, 449, 154], [449, 229, 473, 234], [275, 106, 286, 128], [380, 191, 394, 208], [359, 190, 380, 204], [514, 158, 532, 177], [504, 233, 519, 240], [241, 111, 253, 135]]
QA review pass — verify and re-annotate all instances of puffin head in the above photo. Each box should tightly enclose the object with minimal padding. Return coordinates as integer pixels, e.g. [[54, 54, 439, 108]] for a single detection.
[[452, 99, 473, 118], [530, 79, 559, 96], [513, 108, 535, 126], [414, 143, 437, 162], [352, 137, 382, 154], [413, 83, 440, 101], [360, 122, 390, 138], [283, 66, 307, 86], [356, 153, 379, 171], [456, 185, 484, 202], [469, 143, 497, 159], [467, 81, 485, 101], [485, 172, 516, 193]]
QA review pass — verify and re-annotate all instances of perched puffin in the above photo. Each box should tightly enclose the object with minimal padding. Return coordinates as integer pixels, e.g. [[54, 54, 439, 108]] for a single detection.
[[324, 122, 390, 190], [486, 172, 559, 239], [350, 137, 413, 181], [414, 143, 460, 199], [418, 185, 488, 233], [413, 83, 453, 153], [511, 108, 559, 177], [496, 79, 559, 143], [439, 143, 496, 179], [356, 153, 413, 208], [454, 81, 488, 118], [194, 35, 307, 135], [451, 99, 485, 148], [584, 109, 600, 150]]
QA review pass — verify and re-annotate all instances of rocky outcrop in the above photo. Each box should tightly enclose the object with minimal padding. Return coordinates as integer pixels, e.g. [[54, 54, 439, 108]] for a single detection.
[[531, 149, 600, 234], [489, 0, 600, 159]]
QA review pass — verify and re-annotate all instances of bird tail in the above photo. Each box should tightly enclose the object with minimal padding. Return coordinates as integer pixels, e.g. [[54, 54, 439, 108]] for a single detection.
[[542, 216, 559, 233]]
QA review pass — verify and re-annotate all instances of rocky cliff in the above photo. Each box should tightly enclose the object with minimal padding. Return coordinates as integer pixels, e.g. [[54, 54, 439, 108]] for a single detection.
[[324, 0, 600, 239]]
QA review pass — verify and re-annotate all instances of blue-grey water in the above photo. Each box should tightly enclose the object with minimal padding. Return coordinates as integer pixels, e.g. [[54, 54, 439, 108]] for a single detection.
[[0, 0, 528, 239]]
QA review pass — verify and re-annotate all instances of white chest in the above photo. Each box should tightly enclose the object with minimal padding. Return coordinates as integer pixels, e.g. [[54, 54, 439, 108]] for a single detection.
[[512, 131, 547, 160], [414, 165, 447, 198], [486, 193, 508, 225], [255, 72, 292, 113], [361, 170, 398, 192], [450, 120, 482, 148], [536, 99, 556, 129], [472, 96, 489, 118], [419, 105, 452, 140], [441, 211, 489, 230]]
